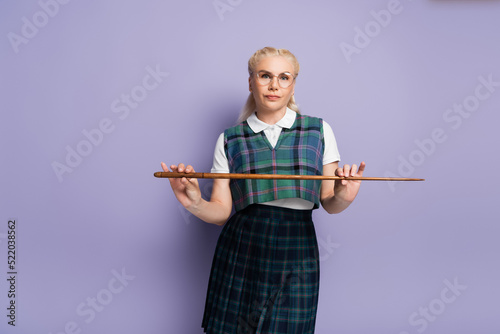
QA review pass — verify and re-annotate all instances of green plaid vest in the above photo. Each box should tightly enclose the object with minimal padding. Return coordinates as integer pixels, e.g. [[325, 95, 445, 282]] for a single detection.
[[224, 114, 324, 212]]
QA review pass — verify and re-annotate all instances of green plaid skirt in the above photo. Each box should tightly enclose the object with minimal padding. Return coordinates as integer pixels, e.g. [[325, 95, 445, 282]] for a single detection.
[[202, 204, 320, 334]]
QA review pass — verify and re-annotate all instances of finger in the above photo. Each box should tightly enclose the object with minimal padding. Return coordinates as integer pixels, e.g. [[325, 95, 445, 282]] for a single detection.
[[350, 164, 358, 177], [335, 165, 348, 185], [177, 163, 185, 173], [167, 164, 184, 184], [161, 162, 169, 172], [181, 174, 199, 189], [185, 165, 195, 174], [343, 164, 351, 177], [356, 161, 366, 176]]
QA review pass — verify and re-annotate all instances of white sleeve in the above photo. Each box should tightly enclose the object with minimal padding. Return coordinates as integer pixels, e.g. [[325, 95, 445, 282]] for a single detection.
[[323, 120, 341, 165], [211, 132, 230, 173]]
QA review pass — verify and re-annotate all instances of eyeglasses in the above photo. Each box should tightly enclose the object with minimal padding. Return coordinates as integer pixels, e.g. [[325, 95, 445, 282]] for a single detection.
[[252, 70, 296, 88]]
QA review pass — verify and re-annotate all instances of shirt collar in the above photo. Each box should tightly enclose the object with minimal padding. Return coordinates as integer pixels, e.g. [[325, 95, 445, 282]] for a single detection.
[[247, 108, 297, 133]]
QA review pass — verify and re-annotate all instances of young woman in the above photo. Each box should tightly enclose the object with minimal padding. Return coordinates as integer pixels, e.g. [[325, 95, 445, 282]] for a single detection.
[[161, 47, 365, 333]]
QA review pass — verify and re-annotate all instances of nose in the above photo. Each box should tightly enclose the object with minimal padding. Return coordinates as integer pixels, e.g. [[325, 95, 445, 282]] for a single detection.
[[268, 76, 279, 90]]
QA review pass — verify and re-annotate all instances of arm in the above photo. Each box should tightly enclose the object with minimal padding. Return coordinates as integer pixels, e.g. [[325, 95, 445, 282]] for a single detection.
[[320, 161, 366, 214], [161, 162, 232, 226]]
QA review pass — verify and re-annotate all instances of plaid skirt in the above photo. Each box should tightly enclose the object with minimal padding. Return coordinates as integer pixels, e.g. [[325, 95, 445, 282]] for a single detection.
[[202, 204, 320, 334]]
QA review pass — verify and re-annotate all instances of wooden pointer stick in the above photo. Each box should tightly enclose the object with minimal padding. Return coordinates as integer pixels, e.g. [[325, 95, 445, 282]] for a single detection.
[[153, 172, 424, 182]]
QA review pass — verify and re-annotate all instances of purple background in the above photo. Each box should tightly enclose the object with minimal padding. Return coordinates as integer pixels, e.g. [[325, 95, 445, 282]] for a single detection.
[[1, 0, 499, 333]]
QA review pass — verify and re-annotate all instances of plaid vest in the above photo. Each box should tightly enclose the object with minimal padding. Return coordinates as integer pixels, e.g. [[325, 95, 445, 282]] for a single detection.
[[224, 114, 324, 212]]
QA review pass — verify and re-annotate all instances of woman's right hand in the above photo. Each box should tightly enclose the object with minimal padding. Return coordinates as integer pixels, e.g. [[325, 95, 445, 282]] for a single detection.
[[161, 162, 202, 209]]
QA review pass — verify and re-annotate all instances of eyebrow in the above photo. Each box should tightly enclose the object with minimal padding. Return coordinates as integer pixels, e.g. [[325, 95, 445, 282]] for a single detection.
[[258, 70, 293, 75]]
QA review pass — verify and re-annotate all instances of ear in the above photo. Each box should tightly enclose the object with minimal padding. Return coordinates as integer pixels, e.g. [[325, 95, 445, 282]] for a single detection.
[[248, 76, 252, 92]]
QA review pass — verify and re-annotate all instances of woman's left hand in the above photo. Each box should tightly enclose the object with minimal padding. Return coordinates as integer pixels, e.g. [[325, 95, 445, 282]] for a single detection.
[[334, 161, 366, 203]]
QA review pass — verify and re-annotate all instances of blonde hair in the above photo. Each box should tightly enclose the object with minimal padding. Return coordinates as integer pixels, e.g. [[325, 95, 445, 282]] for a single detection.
[[237, 47, 300, 123]]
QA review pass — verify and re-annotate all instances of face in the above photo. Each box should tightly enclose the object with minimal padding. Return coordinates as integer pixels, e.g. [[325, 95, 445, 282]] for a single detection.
[[249, 56, 296, 115]]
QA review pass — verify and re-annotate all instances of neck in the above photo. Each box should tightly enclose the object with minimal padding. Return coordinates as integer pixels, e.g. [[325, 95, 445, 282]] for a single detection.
[[255, 107, 287, 125]]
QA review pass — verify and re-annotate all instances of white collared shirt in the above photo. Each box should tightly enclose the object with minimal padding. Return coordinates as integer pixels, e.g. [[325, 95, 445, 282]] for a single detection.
[[246, 108, 297, 148], [211, 108, 341, 210]]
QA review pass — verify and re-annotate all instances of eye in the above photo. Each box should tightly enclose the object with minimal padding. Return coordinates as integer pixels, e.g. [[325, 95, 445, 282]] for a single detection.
[[260, 73, 271, 79], [280, 73, 292, 81]]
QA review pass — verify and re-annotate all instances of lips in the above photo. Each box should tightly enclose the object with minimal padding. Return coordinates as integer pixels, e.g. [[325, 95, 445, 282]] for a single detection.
[[265, 95, 280, 100]]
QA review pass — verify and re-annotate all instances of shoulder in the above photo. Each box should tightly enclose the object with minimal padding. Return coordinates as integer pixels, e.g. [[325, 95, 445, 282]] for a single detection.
[[295, 114, 337, 132], [294, 114, 324, 131], [296, 114, 322, 122], [224, 121, 250, 137], [322, 119, 334, 133]]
